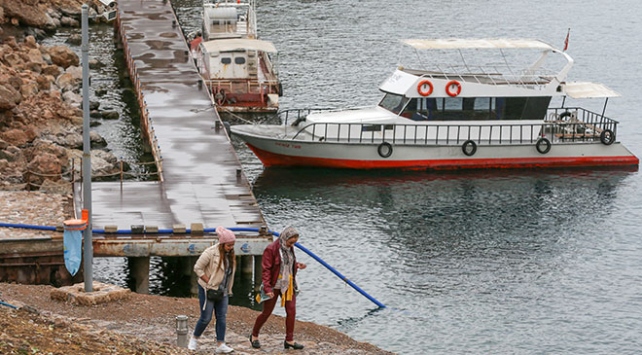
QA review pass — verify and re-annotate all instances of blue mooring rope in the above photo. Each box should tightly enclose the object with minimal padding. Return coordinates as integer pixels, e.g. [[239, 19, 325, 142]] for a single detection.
[[0, 222, 385, 308]]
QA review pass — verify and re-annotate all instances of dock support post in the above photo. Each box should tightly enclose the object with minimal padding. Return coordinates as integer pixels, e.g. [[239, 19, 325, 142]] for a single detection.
[[128, 257, 150, 294], [187, 256, 198, 296], [241, 255, 253, 278], [253, 255, 262, 290]]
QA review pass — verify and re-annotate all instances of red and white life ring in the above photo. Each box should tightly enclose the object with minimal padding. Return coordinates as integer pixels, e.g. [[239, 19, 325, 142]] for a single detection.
[[417, 80, 434, 97], [445, 80, 462, 97]]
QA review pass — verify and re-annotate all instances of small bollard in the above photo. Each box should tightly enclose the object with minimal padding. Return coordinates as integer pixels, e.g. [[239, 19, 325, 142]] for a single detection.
[[176, 315, 189, 348]]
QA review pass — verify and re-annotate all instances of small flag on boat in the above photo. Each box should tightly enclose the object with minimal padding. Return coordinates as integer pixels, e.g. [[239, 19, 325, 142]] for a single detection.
[[563, 28, 570, 51]]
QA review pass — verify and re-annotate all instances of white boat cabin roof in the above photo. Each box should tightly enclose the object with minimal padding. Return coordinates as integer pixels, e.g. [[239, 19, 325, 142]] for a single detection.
[[402, 38, 554, 50], [564, 81, 620, 98], [200, 38, 277, 54]]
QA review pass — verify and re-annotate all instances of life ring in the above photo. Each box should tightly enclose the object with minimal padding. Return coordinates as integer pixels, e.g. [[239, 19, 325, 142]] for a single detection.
[[445, 80, 462, 97], [377, 142, 393, 158], [215, 90, 226, 106], [417, 80, 433, 97], [536, 137, 551, 154], [462, 140, 477, 156], [600, 129, 615, 145], [559, 111, 572, 120]]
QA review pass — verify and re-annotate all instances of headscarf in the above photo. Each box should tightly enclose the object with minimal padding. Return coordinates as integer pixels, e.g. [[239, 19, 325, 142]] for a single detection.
[[275, 226, 298, 294]]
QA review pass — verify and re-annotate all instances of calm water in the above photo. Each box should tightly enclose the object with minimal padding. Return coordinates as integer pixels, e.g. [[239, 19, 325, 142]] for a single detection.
[[51, 0, 642, 353]]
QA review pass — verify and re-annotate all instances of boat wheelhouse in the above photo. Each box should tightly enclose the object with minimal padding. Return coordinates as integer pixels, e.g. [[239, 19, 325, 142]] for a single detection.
[[230, 38, 638, 170], [202, 0, 256, 40]]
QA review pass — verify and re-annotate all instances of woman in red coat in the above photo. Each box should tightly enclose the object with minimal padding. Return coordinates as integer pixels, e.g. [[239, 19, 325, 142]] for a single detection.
[[250, 226, 307, 350]]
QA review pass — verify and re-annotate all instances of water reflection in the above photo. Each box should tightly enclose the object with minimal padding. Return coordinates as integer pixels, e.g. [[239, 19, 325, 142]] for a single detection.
[[252, 168, 635, 297]]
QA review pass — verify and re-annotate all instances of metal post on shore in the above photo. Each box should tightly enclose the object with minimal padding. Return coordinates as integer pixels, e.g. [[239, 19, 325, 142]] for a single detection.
[[81, 3, 94, 292]]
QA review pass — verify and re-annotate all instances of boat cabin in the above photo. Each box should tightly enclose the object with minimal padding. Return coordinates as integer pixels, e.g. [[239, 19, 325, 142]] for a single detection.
[[199, 39, 277, 80], [380, 93, 552, 122]]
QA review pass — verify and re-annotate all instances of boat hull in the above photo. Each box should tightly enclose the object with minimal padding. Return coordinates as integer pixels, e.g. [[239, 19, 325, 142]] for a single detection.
[[232, 127, 639, 170]]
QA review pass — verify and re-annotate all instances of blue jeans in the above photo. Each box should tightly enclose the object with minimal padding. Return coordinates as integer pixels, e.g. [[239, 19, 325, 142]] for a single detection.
[[193, 284, 229, 342]]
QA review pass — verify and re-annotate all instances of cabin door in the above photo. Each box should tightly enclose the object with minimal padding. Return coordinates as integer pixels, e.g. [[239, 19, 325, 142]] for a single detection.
[[216, 51, 248, 79]]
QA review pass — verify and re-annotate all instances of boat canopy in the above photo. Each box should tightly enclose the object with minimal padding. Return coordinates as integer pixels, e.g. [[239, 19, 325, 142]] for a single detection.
[[564, 82, 620, 98], [402, 38, 556, 50], [201, 38, 277, 53]]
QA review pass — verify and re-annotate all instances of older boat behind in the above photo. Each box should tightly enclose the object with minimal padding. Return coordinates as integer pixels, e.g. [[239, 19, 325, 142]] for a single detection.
[[194, 0, 281, 112]]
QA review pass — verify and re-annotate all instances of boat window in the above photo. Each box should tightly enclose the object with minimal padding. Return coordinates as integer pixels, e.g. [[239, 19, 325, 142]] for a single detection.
[[221, 57, 232, 64], [378, 93, 409, 115], [502, 97, 552, 120], [235, 57, 246, 64]]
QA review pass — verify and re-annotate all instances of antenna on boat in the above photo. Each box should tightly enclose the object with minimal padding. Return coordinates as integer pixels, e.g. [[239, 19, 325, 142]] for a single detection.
[[563, 28, 570, 51]]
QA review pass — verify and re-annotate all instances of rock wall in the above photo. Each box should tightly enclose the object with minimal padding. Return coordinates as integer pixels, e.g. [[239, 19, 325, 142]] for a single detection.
[[0, 0, 121, 191]]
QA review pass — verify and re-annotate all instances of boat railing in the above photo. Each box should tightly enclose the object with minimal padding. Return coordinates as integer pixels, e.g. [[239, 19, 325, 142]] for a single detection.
[[418, 64, 557, 88], [277, 108, 342, 126], [288, 107, 618, 146]]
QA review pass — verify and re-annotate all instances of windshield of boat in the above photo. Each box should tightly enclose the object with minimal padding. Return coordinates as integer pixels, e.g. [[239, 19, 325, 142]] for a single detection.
[[379, 93, 409, 115]]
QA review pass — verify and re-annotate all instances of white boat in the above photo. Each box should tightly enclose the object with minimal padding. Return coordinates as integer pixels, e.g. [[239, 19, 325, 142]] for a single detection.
[[230, 38, 639, 170], [195, 0, 281, 112]]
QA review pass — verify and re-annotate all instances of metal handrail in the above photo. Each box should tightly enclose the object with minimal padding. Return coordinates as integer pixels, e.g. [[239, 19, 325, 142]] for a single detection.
[[284, 107, 618, 146]]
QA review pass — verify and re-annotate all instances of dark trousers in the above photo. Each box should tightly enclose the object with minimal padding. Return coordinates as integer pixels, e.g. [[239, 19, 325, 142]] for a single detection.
[[251, 289, 297, 342]]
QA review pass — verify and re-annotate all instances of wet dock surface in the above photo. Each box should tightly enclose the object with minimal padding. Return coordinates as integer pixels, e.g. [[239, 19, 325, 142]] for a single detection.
[[89, 0, 266, 237]]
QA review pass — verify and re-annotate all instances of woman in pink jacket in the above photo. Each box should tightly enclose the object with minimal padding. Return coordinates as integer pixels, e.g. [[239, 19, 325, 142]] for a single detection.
[[250, 226, 307, 350], [189, 226, 236, 354]]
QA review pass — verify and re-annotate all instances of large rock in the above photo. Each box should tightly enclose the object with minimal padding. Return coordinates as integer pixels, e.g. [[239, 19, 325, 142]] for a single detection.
[[26, 152, 63, 187], [0, 128, 35, 147], [0, 83, 22, 111], [47, 45, 79, 68]]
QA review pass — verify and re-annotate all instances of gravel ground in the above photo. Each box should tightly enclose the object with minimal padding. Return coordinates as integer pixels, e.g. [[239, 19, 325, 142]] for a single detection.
[[0, 281, 394, 354]]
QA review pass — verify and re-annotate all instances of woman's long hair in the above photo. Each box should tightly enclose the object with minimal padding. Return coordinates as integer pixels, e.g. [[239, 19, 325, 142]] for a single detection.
[[217, 243, 236, 271]]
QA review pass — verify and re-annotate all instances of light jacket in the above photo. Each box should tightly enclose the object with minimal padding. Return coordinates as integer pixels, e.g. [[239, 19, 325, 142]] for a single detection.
[[193, 243, 235, 294], [261, 239, 298, 294]]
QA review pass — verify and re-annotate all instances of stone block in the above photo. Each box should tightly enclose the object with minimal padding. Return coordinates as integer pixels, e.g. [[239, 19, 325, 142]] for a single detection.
[[190, 223, 204, 236], [50, 281, 130, 306], [173, 224, 186, 234]]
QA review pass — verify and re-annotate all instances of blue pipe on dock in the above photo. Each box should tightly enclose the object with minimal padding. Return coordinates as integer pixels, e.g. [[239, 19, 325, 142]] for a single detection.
[[0, 300, 18, 309], [0, 222, 57, 231], [0, 223, 385, 308]]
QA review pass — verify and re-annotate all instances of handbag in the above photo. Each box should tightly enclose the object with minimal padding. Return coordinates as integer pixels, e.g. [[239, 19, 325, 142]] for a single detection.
[[206, 288, 224, 302]]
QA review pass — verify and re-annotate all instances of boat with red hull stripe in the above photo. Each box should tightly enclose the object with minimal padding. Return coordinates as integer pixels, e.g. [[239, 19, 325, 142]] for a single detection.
[[231, 38, 639, 170]]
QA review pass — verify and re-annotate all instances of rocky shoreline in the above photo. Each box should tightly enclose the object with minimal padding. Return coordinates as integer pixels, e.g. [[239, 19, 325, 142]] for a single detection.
[[1, 0, 123, 192]]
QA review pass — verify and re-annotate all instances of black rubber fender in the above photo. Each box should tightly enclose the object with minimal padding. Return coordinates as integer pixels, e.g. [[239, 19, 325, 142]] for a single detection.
[[600, 129, 615, 145], [462, 140, 477, 156], [536, 137, 552, 154], [377, 142, 393, 158]]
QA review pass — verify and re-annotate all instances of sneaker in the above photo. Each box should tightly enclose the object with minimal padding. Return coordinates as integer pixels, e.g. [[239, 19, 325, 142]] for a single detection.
[[187, 336, 198, 350], [215, 343, 234, 353]]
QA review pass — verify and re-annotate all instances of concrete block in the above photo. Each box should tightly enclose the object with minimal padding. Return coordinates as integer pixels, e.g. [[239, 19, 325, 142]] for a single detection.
[[190, 223, 204, 236], [50, 281, 130, 306], [173, 224, 186, 234]]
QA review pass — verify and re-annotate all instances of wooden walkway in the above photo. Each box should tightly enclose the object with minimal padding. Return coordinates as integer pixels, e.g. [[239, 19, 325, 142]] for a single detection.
[[83, 0, 270, 256]]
